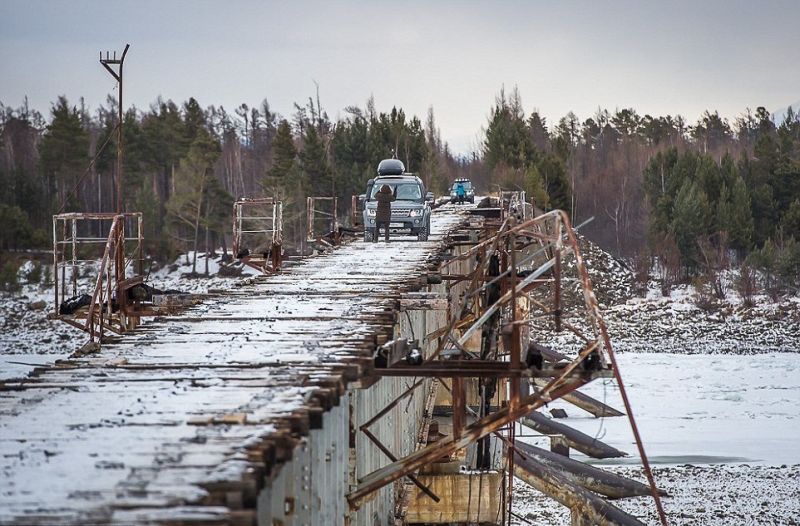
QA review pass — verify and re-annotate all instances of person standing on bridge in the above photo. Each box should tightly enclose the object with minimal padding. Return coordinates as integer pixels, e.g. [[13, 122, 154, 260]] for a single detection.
[[374, 184, 396, 242], [455, 181, 466, 204]]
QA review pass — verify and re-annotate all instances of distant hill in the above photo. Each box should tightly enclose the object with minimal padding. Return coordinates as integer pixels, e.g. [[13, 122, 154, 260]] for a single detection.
[[772, 100, 800, 124]]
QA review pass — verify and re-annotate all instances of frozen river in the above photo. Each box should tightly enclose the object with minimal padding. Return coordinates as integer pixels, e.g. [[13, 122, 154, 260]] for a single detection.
[[524, 352, 800, 467]]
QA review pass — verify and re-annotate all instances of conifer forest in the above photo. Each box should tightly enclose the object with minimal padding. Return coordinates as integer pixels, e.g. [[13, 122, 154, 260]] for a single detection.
[[1, 87, 799, 292]]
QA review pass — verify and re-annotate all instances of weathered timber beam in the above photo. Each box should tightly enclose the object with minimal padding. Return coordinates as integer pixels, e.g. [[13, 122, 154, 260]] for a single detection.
[[532, 377, 624, 418], [399, 298, 448, 311], [521, 411, 627, 459], [514, 453, 646, 526], [515, 441, 665, 499]]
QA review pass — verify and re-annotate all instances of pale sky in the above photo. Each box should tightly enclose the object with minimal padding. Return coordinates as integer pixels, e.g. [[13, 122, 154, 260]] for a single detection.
[[1, 0, 798, 155]]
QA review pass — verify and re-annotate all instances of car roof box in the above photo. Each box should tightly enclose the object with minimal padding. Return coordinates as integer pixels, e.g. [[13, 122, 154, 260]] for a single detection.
[[377, 159, 405, 176]]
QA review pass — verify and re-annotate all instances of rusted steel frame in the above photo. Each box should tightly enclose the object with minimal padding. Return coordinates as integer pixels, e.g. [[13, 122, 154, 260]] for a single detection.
[[347, 375, 588, 506], [554, 248, 562, 332], [465, 234, 558, 301], [425, 218, 511, 364], [441, 210, 559, 268], [307, 196, 340, 242], [105, 234, 115, 333], [509, 221, 520, 409], [350, 343, 600, 505], [458, 245, 567, 347], [557, 211, 669, 525], [114, 219, 127, 322], [387, 359, 519, 371], [53, 212, 140, 220], [377, 366, 604, 379], [514, 229, 560, 244], [235, 196, 278, 205], [452, 376, 465, 438], [350, 194, 359, 226], [361, 428, 440, 503], [360, 377, 425, 430], [375, 365, 527, 378], [440, 212, 547, 269], [507, 219, 521, 522], [233, 198, 283, 272], [507, 416, 516, 523], [85, 215, 120, 334], [70, 218, 77, 297], [52, 216, 59, 319]]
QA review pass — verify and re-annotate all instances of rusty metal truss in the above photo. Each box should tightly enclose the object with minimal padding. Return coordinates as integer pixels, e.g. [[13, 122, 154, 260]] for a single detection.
[[233, 197, 283, 273], [52, 212, 143, 341], [351, 207, 669, 525]]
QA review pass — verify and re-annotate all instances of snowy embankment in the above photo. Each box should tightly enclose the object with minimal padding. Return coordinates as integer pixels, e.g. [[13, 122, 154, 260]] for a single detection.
[[515, 238, 800, 525]]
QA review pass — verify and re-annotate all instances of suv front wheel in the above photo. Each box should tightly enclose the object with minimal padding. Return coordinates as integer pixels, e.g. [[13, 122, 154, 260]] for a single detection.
[[417, 220, 429, 241]]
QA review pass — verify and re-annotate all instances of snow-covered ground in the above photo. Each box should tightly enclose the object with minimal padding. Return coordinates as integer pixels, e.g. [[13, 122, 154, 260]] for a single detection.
[[514, 463, 800, 526], [513, 352, 800, 524]]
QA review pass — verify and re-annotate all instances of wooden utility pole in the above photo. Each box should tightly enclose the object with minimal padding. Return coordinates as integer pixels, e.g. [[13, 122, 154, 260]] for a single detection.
[[100, 44, 130, 213]]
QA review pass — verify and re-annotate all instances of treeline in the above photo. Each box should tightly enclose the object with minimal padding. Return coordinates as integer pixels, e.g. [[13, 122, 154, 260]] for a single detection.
[[482, 88, 800, 292], [2, 88, 799, 292], [0, 95, 466, 263]]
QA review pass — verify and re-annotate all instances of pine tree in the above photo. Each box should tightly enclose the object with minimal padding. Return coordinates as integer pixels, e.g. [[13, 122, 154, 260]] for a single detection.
[[267, 119, 297, 184], [39, 96, 89, 210], [484, 89, 535, 170], [537, 154, 571, 211], [780, 199, 800, 239], [301, 125, 331, 194], [670, 179, 709, 268], [524, 165, 549, 210], [716, 180, 754, 253]]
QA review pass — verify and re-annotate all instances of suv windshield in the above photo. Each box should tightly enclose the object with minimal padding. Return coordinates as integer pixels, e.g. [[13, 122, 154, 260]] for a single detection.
[[370, 183, 422, 200], [452, 181, 472, 190]]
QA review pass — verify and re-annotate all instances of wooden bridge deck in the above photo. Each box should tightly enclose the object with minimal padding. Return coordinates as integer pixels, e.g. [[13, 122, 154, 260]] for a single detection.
[[0, 207, 469, 525]]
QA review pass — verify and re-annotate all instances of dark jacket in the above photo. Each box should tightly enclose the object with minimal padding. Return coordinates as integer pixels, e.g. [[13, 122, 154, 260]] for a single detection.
[[375, 185, 396, 222]]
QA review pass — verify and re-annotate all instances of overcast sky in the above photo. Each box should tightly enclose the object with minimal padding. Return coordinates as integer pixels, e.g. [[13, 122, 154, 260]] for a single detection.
[[1, 0, 798, 155]]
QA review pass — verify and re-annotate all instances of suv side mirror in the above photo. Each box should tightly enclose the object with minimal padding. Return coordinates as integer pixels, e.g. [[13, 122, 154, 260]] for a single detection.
[[358, 194, 366, 204], [425, 192, 434, 202]]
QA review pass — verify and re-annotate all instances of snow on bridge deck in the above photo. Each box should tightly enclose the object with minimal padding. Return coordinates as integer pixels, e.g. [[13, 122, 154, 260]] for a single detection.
[[0, 205, 470, 525]]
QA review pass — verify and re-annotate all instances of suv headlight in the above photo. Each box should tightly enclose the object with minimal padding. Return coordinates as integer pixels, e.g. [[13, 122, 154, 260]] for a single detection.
[[409, 209, 422, 217], [366, 209, 376, 216]]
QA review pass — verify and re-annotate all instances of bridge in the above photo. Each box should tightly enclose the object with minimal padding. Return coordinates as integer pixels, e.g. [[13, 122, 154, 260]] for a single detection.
[[0, 201, 666, 525]]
